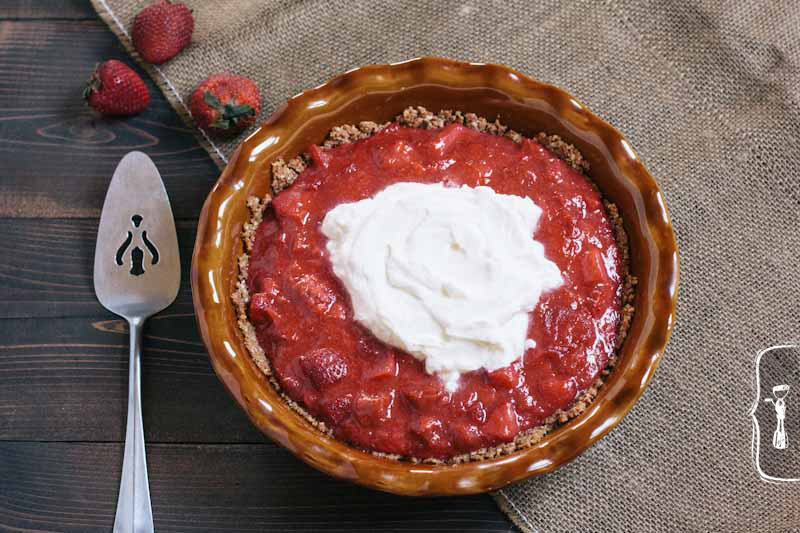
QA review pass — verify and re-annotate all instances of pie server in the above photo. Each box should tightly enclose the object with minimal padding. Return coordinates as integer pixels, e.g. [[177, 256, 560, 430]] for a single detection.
[[94, 151, 180, 533]]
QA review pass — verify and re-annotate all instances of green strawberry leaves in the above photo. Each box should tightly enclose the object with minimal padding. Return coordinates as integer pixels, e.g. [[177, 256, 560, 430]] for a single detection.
[[203, 91, 222, 109], [83, 64, 102, 101], [204, 91, 255, 130]]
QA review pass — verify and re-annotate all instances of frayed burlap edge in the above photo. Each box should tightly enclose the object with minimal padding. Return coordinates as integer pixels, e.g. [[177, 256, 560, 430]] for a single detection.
[[89, 0, 228, 169], [233, 106, 637, 466], [494, 489, 544, 533]]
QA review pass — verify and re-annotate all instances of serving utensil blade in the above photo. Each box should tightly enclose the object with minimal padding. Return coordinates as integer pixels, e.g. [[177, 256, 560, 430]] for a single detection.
[[94, 151, 180, 318]]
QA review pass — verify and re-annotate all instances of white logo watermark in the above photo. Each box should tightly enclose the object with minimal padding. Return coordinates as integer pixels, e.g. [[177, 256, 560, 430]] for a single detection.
[[764, 384, 789, 449], [750, 344, 799, 482]]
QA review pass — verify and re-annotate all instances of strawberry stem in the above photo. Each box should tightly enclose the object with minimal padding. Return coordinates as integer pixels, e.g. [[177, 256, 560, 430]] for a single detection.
[[83, 65, 102, 102], [204, 91, 255, 130]]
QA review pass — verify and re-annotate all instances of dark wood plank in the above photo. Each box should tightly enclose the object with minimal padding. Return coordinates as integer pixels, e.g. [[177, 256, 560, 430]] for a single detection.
[[0, 441, 513, 532], [0, 7, 512, 532], [0, 20, 220, 218], [0, 315, 267, 443], [0, 218, 196, 319], [0, 0, 95, 19]]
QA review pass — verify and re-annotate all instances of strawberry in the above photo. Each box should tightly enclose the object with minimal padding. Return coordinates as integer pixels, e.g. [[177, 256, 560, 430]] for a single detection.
[[271, 188, 310, 222], [370, 428, 412, 457], [487, 362, 522, 389], [190, 74, 260, 135], [410, 416, 450, 452], [537, 374, 577, 411], [581, 248, 608, 285], [299, 348, 349, 389], [483, 403, 519, 441], [290, 272, 346, 320], [84, 60, 150, 115], [318, 393, 353, 424], [429, 123, 469, 156], [451, 422, 484, 450], [404, 382, 452, 410], [363, 353, 397, 381], [353, 389, 395, 426], [249, 292, 278, 325], [132, 1, 194, 64], [468, 401, 487, 424], [308, 144, 332, 169]]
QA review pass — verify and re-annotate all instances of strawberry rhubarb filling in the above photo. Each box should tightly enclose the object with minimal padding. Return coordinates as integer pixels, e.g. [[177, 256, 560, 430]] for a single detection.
[[246, 122, 624, 460]]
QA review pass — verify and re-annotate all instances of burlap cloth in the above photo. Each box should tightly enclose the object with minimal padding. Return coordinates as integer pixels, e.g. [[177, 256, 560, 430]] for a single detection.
[[91, 1, 800, 531]]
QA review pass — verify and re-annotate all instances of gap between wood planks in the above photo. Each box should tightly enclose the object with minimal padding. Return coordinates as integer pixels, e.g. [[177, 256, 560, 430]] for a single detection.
[[0, 439, 275, 445], [0, 217, 202, 320]]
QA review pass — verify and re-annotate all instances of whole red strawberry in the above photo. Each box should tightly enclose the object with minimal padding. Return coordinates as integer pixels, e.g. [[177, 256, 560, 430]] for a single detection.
[[190, 74, 260, 135], [84, 60, 150, 115], [132, 1, 194, 64]]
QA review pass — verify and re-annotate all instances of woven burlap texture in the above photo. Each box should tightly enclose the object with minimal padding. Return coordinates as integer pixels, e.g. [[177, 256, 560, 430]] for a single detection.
[[91, 1, 800, 531]]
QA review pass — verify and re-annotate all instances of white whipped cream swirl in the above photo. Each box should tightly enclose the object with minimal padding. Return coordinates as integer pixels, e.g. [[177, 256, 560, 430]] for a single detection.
[[321, 182, 562, 391]]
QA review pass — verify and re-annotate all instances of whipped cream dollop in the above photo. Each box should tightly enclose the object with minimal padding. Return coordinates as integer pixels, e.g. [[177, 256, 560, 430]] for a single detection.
[[320, 182, 562, 391]]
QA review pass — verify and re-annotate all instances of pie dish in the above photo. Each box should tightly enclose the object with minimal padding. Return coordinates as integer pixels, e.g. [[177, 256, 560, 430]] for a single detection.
[[191, 57, 679, 495], [235, 106, 636, 463]]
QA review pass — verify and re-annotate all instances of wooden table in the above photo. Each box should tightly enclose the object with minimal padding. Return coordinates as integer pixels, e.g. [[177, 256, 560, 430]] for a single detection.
[[0, 2, 515, 531]]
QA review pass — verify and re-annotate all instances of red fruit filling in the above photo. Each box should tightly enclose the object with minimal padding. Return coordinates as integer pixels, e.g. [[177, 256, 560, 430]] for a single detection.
[[247, 123, 623, 459]]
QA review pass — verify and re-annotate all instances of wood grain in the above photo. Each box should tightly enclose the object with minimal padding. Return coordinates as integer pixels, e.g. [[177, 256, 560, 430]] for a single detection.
[[0, 314, 267, 443], [0, 20, 220, 218], [0, 218, 196, 318], [0, 0, 95, 19], [0, 8, 513, 530], [0, 442, 513, 532]]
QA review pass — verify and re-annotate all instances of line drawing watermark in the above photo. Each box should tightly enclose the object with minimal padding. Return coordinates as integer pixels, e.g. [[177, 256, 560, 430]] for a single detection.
[[764, 384, 789, 449], [749, 344, 799, 483]]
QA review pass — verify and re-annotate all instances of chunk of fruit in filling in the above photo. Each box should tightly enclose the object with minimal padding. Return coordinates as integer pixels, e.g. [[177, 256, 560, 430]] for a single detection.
[[248, 123, 623, 460]]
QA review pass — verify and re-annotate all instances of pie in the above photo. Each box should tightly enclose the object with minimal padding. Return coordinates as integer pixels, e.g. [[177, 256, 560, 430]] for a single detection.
[[233, 107, 636, 463]]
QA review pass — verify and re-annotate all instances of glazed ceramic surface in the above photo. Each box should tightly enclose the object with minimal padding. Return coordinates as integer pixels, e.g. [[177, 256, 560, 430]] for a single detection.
[[191, 57, 679, 496]]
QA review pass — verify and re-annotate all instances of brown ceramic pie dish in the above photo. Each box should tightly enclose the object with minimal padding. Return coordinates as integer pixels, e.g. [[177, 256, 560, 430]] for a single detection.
[[191, 57, 679, 496]]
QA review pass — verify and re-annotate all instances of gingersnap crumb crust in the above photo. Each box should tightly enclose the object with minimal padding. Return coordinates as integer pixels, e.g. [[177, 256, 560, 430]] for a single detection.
[[232, 106, 638, 465]]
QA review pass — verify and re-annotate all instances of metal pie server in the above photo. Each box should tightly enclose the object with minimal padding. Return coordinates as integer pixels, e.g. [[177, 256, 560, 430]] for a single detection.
[[94, 151, 180, 533]]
